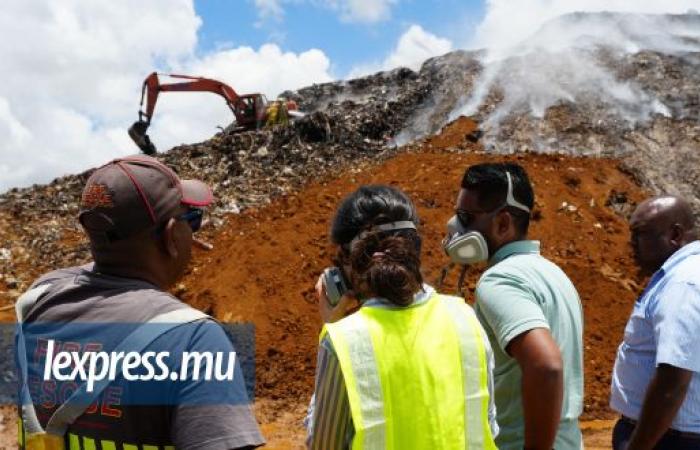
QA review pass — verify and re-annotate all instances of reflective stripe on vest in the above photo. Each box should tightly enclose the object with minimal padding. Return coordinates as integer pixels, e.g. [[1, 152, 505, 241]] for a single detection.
[[323, 294, 496, 450], [18, 418, 175, 450]]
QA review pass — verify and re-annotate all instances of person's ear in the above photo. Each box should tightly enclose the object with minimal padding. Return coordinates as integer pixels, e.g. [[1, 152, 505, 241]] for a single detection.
[[669, 223, 685, 248], [494, 210, 512, 238], [162, 218, 180, 259]]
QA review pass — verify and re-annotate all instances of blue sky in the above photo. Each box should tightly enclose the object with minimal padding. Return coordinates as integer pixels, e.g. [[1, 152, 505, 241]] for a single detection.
[[194, 0, 486, 77]]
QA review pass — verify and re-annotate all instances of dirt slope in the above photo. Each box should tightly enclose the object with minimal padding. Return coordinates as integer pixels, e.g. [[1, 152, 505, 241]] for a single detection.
[[169, 118, 647, 447], [0, 118, 648, 449]]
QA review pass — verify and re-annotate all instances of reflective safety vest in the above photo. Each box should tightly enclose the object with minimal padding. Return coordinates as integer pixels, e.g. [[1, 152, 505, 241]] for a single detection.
[[18, 417, 176, 450], [15, 284, 209, 450], [322, 294, 497, 450]]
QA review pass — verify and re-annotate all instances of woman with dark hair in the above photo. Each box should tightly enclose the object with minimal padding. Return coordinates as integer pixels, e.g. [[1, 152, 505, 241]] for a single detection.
[[305, 185, 498, 450]]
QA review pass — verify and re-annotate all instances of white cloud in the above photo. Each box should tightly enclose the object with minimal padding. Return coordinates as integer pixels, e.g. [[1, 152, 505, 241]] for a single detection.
[[384, 25, 452, 70], [349, 24, 452, 77], [255, 0, 285, 22], [0, 1, 334, 192], [473, 0, 700, 52], [257, 0, 398, 24], [326, 0, 398, 23]]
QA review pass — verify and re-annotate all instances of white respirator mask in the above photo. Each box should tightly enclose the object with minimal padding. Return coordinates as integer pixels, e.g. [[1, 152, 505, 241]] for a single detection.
[[442, 215, 490, 264], [442, 172, 531, 266]]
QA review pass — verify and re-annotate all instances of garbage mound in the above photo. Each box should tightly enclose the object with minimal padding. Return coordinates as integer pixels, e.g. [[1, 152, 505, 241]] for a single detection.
[[3, 13, 700, 298], [1, 11, 700, 448]]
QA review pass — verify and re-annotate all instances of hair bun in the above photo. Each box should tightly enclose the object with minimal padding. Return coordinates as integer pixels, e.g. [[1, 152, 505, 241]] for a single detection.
[[351, 233, 422, 306]]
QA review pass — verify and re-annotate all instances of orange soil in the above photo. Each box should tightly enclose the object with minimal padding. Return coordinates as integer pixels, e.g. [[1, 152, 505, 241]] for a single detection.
[[177, 117, 647, 447], [0, 118, 647, 449]]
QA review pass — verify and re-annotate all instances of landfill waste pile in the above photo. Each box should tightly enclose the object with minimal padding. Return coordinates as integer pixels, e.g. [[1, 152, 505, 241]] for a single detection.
[[1, 11, 699, 449], [0, 49, 483, 299], [453, 12, 700, 213]]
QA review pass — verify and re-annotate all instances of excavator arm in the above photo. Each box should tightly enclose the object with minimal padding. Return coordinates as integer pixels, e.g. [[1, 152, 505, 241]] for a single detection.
[[128, 72, 251, 154]]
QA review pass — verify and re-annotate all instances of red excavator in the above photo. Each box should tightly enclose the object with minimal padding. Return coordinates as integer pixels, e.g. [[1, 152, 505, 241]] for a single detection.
[[128, 72, 301, 154]]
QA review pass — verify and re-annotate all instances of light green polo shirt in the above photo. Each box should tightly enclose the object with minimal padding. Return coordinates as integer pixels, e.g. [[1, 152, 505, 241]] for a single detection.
[[474, 240, 584, 450]]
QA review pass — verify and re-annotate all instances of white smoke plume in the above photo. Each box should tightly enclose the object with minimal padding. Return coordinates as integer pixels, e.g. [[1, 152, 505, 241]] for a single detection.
[[450, 1, 700, 151]]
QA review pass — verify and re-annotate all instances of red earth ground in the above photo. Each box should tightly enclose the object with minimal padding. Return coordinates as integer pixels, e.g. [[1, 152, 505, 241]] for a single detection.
[[0, 118, 649, 449], [180, 118, 646, 448]]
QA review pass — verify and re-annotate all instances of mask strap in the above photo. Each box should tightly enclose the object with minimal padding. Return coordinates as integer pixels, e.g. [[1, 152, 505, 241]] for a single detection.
[[505, 172, 531, 213], [373, 221, 416, 232], [435, 262, 471, 297], [436, 262, 453, 290], [457, 265, 469, 296], [350, 221, 417, 245]]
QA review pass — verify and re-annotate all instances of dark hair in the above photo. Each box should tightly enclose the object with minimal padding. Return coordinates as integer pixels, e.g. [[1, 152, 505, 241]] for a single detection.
[[461, 163, 534, 235], [331, 185, 422, 306]]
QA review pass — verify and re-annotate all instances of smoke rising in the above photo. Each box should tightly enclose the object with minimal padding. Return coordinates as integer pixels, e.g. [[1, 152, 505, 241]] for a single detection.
[[449, 2, 700, 153]]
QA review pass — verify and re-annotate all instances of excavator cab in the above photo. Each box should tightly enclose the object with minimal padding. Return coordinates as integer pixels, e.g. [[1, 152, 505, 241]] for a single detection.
[[234, 94, 267, 130]]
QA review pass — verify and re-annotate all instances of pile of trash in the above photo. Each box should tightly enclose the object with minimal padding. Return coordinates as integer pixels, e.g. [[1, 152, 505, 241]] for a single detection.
[[454, 12, 700, 212], [0, 52, 483, 298], [2, 11, 700, 301], [474, 48, 700, 211]]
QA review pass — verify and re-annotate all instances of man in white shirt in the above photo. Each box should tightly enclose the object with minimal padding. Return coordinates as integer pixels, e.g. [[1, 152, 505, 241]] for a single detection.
[[610, 195, 700, 450]]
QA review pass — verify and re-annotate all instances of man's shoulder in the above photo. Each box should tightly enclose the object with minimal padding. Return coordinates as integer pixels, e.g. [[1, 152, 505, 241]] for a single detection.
[[488, 252, 572, 285], [30, 264, 92, 288], [477, 252, 578, 306], [668, 252, 700, 284], [651, 255, 700, 308], [478, 255, 536, 288], [27, 264, 188, 322]]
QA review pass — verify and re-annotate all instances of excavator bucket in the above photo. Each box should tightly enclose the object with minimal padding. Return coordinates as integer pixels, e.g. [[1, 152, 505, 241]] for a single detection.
[[128, 120, 157, 155]]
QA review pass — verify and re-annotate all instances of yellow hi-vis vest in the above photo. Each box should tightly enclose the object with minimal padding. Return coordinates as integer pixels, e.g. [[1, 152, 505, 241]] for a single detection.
[[322, 293, 497, 450]]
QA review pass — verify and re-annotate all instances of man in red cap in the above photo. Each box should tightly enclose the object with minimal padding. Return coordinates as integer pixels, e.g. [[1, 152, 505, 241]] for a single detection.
[[15, 155, 265, 450]]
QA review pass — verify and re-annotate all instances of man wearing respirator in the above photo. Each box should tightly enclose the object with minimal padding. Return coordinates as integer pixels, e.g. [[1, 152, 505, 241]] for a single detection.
[[442, 163, 584, 450]]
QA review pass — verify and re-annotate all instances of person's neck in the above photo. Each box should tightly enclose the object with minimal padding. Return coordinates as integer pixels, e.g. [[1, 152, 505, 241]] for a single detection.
[[492, 234, 528, 255], [93, 262, 168, 290]]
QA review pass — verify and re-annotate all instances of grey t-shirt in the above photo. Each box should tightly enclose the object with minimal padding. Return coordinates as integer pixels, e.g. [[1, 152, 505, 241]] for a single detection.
[[21, 264, 265, 450]]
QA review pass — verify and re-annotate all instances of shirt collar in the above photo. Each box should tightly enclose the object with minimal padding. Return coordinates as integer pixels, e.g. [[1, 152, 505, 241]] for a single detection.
[[363, 283, 435, 308], [489, 240, 541, 266], [660, 240, 700, 273]]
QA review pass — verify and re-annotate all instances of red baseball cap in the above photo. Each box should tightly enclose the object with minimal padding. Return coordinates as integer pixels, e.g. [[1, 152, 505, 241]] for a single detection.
[[79, 155, 213, 243]]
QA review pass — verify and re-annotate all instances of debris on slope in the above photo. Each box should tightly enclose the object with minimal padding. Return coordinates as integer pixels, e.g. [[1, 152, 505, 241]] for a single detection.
[[467, 49, 700, 213], [2, 12, 700, 304], [447, 13, 700, 212], [0, 49, 488, 301]]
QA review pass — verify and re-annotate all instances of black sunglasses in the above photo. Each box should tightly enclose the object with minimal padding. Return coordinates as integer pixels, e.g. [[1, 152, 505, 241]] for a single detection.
[[457, 206, 509, 228], [177, 208, 204, 233], [456, 209, 490, 228]]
